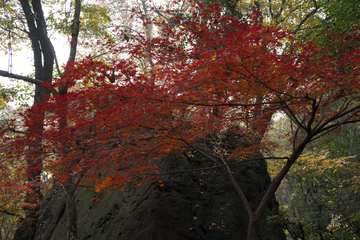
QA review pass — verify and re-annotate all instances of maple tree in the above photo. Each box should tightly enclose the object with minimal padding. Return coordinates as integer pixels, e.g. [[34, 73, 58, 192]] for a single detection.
[[1, 2, 360, 240]]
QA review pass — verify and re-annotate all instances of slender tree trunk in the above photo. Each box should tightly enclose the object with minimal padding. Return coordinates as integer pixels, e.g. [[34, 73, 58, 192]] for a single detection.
[[64, 175, 78, 240], [247, 215, 259, 240], [13, 0, 81, 238], [13, 1, 54, 239], [60, 1, 81, 239], [192, 111, 310, 240]]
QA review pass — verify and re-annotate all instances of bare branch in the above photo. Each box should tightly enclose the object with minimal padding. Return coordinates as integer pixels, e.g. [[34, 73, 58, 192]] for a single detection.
[[293, 0, 319, 34], [0, 209, 24, 220], [0, 70, 43, 85], [153, 156, 289, 175]]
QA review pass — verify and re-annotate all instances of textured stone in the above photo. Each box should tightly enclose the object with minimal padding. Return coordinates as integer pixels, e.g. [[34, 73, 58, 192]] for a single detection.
[[34, 140, 285, 240]]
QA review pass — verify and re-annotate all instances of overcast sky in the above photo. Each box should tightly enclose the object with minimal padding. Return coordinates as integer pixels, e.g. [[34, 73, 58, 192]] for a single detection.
[[0, 33, 70, 88]]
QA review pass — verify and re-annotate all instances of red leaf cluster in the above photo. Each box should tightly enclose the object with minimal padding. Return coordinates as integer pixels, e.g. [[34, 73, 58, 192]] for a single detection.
[[1, 3, 360, 202]]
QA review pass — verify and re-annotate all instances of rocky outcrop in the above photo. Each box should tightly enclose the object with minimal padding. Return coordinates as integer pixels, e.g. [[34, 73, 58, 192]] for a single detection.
[[34, 142, 285, 240]]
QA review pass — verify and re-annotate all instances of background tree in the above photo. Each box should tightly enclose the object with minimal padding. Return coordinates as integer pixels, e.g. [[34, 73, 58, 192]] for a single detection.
[[311, 0, 360, 47], [268, 116, 360, 239], [0, 81, 34, 240], [203, 0, 322, 37]]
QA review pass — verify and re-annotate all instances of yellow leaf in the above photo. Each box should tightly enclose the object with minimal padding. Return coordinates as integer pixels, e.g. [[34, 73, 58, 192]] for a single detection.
[[212, 54, 216, 61]]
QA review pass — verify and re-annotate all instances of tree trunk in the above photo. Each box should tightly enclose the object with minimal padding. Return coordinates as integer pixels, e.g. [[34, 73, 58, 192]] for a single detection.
[[13, 1, 54, 239], [14, 0, 82, 238], [61, 1, 81, 239], [247, 215, 259, 240], [64, 175, 78, 240]]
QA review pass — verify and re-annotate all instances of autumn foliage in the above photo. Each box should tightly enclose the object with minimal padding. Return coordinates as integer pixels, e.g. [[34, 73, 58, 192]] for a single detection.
[[1, 3, 360, 235]]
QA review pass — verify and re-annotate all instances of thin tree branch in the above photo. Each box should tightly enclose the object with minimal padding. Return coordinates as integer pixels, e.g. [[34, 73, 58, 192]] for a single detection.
[[0, 209, 24, 220], [293, 0, 319, 34], [0, 70, 60, 95], [154, 156, 289, 175], [0, 70, 43, 85]]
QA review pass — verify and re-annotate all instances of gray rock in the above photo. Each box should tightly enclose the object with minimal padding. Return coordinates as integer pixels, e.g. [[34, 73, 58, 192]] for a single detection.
[[34, 146, 285, 240]]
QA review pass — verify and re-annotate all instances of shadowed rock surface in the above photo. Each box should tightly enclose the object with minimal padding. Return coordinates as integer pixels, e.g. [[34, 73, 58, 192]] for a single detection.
[[34, 140, 285, 240]]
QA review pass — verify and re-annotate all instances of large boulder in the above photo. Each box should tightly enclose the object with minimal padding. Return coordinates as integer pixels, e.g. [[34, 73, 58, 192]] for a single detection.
[[34, 137, 285, 240]]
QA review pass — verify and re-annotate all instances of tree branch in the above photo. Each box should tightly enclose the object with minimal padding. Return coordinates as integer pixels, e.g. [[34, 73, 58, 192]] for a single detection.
[[0, 209, 24, 220], [154, 156, 288, 175], [0, 70, 59, 96], [0, 70, 43, 85]]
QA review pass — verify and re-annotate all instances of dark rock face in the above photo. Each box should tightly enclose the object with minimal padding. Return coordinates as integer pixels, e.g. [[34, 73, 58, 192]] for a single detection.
[[34, 152, 285, 240]]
